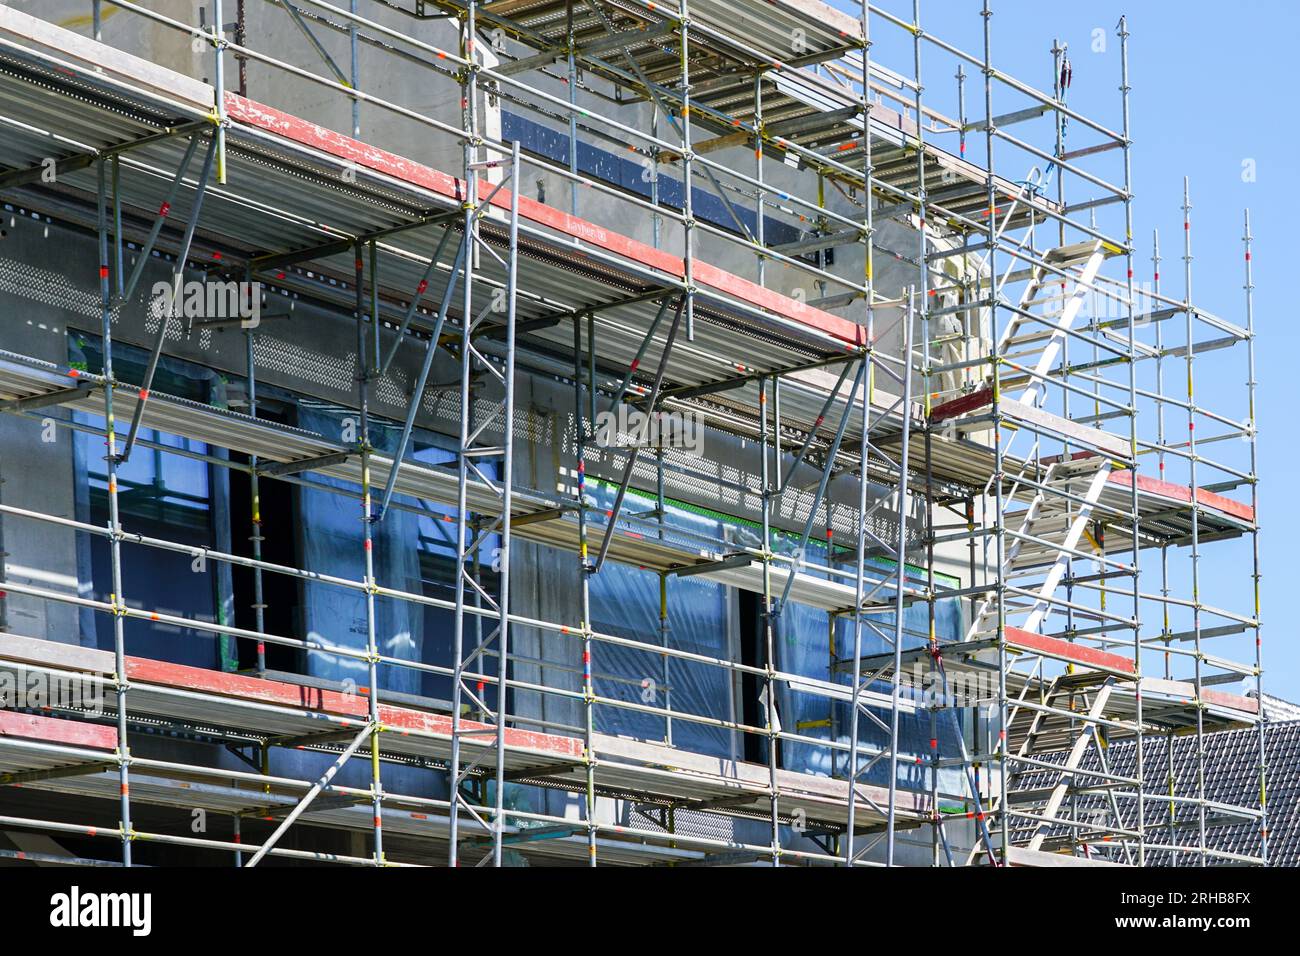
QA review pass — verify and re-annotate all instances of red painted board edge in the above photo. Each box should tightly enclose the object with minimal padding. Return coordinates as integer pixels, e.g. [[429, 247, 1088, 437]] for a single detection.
[[0, 709, 118, 751], [1003, 626, 1136, 675], [224, 93, 863, 347]]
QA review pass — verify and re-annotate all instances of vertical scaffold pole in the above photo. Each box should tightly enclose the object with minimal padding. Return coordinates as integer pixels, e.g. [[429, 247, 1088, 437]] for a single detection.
[[1154, 228, 1177, 856], [1243, 208, 1267, 864], [842, 0, 875, 868], [212, 0, 227, 184], [757, 374, 779, 866], [574, 309, 598, 867], [885, 290, 915, 866], [754, 74, 765, 285], [981, 0, 1010, 866], [354, 240, 384, 865], [98, 158, 132, 866], [489, 140, 522, 866], [448, 0, 479, 868], [566, 0, 579, 217], [678, 0, 694, 340], [350, 0, 360, 137], [1117, 14, 1145, 865], [1181, 178, 1207, 864], [244, 304, 267, 675], [892, 0, 925, 866]]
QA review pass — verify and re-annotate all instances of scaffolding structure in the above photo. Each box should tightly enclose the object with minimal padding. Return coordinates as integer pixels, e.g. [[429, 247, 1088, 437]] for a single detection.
[[0, 0, 1266, 866]]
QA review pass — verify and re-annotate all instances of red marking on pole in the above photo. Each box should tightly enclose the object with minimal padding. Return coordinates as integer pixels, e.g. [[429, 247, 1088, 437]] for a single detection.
[[99, 266, 109, 279], [159, 201, 171, 217], [416, 279, 428, 294], [364, 538, 372, 550], [139, 389, 150, 400]]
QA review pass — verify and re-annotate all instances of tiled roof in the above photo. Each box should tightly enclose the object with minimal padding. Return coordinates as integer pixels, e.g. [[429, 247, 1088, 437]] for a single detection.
[[1010, 719, 1297, 866], [1253, 691, 1300, 723]]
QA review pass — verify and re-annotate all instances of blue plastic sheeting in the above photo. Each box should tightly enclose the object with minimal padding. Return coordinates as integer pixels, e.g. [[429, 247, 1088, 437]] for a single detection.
[[584, 480, 735, 759], [775, 547, 967, 795], [502, 112, 804, 247], [297, 403, 427, 697], [70, 336, 222, 668]]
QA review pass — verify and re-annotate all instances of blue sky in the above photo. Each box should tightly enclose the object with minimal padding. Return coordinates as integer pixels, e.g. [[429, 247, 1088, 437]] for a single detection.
[[839, 1, 1299, 697]]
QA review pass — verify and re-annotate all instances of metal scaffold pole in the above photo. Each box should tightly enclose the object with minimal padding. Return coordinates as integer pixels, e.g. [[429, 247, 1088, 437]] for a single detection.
[[757, 374, 778, 865], [1181, 178, 1207, 864], [355, 239, 385, 865], [245, 318, 267, 676], [574, 309, 598, 867], [1243, 208, 1267, 864], [980, 0, 1011, 865], [1117, 14, 1145, 865], [448, 0, 478, 867], [843, 0, 874, 866], [98, 158, 132, 867], [490, 140, 522, 866], [678, 0, 695, 341], [885, 292, 915, 866]]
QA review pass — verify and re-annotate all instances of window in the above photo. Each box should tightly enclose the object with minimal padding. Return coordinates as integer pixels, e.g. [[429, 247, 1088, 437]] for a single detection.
[[72, 334, 226, 669]]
